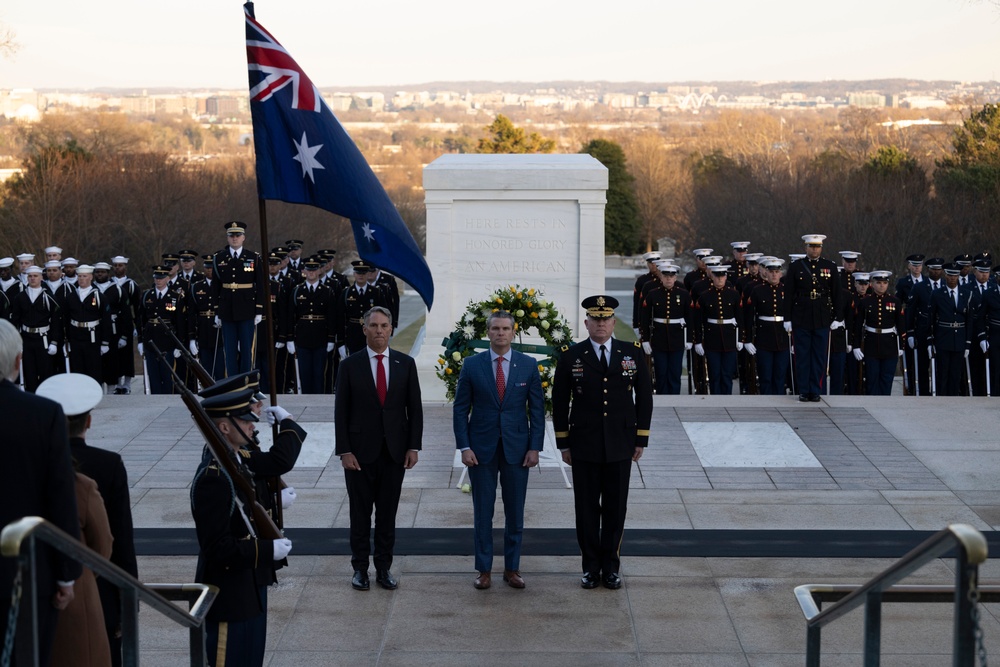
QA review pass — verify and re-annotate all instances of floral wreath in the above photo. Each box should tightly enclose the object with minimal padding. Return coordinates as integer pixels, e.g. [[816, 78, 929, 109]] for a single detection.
[[436, 285, 573, 415]]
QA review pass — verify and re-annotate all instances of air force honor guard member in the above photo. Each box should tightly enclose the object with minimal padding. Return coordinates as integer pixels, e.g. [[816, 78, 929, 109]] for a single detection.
[[784, 234, 843, 401], [212, 221, 265, 376], [552, 295, 653, 590]]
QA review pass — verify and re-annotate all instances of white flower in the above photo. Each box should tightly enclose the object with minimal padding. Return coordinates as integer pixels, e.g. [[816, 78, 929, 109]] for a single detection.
[[452, 351, 462, 361], [462, 324, 476, 338], [538, 309, 549, 319], [541, 320, 551, 330], [481, 308, 492, 319], [550, 327, 563, 341], [515, 309, 525, 318]]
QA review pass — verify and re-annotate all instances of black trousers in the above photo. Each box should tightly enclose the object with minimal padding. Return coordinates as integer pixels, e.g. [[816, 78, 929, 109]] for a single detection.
[[570, 458, 631, 576], [344, 443, 405, 572]]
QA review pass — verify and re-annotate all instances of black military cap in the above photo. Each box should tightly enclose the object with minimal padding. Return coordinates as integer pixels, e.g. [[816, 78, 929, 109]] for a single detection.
[[303, 256, 323, 270], [974, 251, 992, 263], [906, 254, 926, 266], [201, 254, 214, 263], [319, 249, 337, 259], [161, 253, 179, 267], [267, 252, 283, 265], [270, 246, 289, 258], [201, 387, 258, 422], [351, 259, 373, 273], [284, 239, 304, 249], [225, 221, 247, 235], [954, 254, 973, 266], [943, 263, 962, 276], [925, 257, 945, 269], [973, 259, 992, 272], [199, 370, 260, 399], [178, 249, 198, 260], [152, 265, 170, 278], [582, 295, 619, 319]]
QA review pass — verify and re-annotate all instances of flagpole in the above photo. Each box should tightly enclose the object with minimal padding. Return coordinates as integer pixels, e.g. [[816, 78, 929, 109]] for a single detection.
[[257, 195, 284, 530]]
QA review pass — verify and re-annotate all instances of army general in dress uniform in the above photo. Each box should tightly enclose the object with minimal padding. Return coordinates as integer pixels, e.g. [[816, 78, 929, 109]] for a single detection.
[[552, 295, 653, 591]]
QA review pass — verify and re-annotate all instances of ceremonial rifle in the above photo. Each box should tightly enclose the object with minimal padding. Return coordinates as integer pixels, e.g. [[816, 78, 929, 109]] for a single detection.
[[148, 341, 282, 541]]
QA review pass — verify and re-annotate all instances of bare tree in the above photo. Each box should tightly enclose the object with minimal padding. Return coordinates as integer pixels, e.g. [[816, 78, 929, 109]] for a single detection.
[[0, 21, 17, 59]]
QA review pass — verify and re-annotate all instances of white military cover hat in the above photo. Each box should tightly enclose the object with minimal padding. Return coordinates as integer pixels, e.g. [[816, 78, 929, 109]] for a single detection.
[[802, 234, 827, 244], [703, 255, 723, 266], [852, 272, 871, 282], [709, 264, 731, 274], [692, 248, 714, 258], [36, 373, 103, 417], [839, 251, 860, 260], [642, 251, 662, 262], [730, 241, 750, 250], [870, 270, 892, 280], [761, 257, 785, 269]]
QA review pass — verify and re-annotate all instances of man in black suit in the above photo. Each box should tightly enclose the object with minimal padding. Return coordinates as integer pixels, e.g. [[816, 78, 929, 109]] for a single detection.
[[36, 372, 138, 667], [335, 306, 422, 591], [0, 319, 82, 667], [552, 295, 653, 590]]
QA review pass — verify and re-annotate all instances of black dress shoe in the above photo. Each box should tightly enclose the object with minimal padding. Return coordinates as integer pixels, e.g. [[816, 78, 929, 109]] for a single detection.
[[375, 569, 397, 590], [809, 393, 821, 402], [603, 572, 622, 589], [580, 572, 600, 589], [798, 394, 810, 402], [351, 570, 370, 591]]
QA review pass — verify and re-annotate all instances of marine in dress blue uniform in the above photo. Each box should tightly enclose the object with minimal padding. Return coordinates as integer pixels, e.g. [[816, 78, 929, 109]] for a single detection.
[[693, 264, 742, 395], [639, 262, 690, 395], [742, 258, 790, 395], [853, 271, 904, 395]]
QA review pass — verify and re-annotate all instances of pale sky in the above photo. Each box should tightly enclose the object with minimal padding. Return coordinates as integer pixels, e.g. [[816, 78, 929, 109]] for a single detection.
[[2, 0, 998, 90]]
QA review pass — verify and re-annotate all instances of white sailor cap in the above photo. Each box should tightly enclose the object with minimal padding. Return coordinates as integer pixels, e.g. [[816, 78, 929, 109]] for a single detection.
[[44, 246, 62, 255], [730, 241, 750, 251], [802, 234, 827, 245], [642, 251, 662, 262], [36, 373, 103, 417], [790, 253, 806, 260], [0, 258, 12, 268], [76, 264, 95, 275], [93, 262, 112, 271], [709, 264, 731, 274], [61, 257, 79, 267], [692, 248, 714, 258], [16, 253, 35, 262], [44, 260, 61, 269], [703, 255, 723, 266], [870, 270, 892, 281], [853, 272, 871, 283], [839, 251, 860, 260], [761, 257, 785, 269], [111, 255, 129, 264], [24, 265, 43, 275]]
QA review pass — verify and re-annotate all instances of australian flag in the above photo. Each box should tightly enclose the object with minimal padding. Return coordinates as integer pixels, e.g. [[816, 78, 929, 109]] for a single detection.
[[244, 3, 434, 309]]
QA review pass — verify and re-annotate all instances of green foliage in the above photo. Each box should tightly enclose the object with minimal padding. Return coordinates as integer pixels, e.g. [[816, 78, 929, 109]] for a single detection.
[[475, 114, 555, 154], [934, 103, 1000, 199], [862, 145, 919, 177], [580, 139, 642, 255]]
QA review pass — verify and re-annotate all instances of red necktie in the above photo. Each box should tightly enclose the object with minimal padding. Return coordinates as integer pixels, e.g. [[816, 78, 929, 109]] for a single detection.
[[375, 354, 386, 406], [496, 356, 506, 402]]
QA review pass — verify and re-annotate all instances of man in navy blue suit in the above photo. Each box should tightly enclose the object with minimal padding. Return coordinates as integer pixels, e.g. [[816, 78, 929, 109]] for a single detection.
[[453, 311, 544, 590]]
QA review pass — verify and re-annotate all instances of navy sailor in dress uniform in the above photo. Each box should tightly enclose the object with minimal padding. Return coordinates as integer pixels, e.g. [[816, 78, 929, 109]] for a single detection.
[[783, 234, 843, 402], [10, 264, 62, 392], [211, 221, 266, 376], [63, 264, 114, 386], [639, 261, 691, 395], [742, 257, 790, 395], [853, 270, 904, 395], [552, 295, 653, 590]]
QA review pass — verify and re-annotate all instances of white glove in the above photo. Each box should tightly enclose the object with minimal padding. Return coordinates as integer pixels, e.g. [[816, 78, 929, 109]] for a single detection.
[[214, 316, 222, 328], [264, 405, 292, 425], [784, 322, 793, 333], [744, 343, 757, 355], [338, 345, 348, 360], [173, 348, 182, 359], [846, 345, 853, 353], [280, 486, 297, 510], [137, 343, 144, 357], [898, 347, 904, 357], [982, 340, 989, 354], [272, 538, 292, 561], [736, 341, 744, 352], [632, 328, 640, 338], [641, 341, 652, 355], [830, 320, 844, 330], [965, 349, 970, 359], [189, 340, 199, 356], [694, 343, 705, 356], [254, 314, 263, 326], [275, 341, 285, 349], [853, 348, 864, 361], [684, 342, 693, 351], [286, 341, 296, 355], [117, 337, 127, 349], [927, 345, 935, 358], [907, 337, 915, 349], [47, 344, 57, 356], [326, 342, 335, 353], [100, 344, 109, 356]]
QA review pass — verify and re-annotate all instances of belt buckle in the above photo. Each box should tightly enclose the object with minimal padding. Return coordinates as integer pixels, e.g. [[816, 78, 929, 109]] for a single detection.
[[809, 292, 819, 300]]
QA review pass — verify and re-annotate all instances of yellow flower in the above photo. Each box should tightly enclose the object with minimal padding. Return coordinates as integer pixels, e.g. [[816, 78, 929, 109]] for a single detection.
[[513, 322, 519, 330], [531, 312, 538, 318], [525, 301, 532, 308], [538, 365, 544, 372], [516, 292, 523, 299], [438, 358, 445, 365], [492, 308, 499, 312], [528, 288, 536, 296], [508, 285, 516, 292], [495, 297, 503, 304], [445, 368, 453, 375], [541, 381, 549, 388]]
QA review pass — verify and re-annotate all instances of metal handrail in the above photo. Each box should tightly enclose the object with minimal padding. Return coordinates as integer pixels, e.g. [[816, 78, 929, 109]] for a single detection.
[[793, 523, 989, 666], [2, 516, 217, 667]]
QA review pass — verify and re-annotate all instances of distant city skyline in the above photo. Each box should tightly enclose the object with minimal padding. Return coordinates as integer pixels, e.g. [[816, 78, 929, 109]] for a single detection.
[[2, 0, 998, 90]]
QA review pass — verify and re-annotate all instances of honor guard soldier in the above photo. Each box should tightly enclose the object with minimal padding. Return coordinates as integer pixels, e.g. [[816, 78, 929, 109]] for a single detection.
[[110, 256, 141, 394], [370, 265, 400, 329], [896, 254, 925, 395], [974, 262, 1000, 396], [737, 253, 764, 297], [287, 257, 337, 394], [258, 251, 292, 395], [838, 251, 860, 293], [853, 271, 904, 395], [63, 265, 113, 385], [337, 260, 388, 359], [552, 295, 652, 590], [191, 387, 303, 667], [93, 262, 132, 394], [319, 250, 349, 294], [784, 234, 843, 402], [743, 257, 791, 395], [845, 272, 871, 394], [60, 257, 79, 286], [212, 221, 266, 375], [690, 255, 723, 302], [138, 265, 187, 394], [692, 264, 743, 395], [728, 241, 750, 281], [283, 239, 305, 280], [16, 253, 35, 284], [178, 249, 204, 286], [187, 260, 225, 382], [44, 246, 62, 263], [684, 249, 713, 292], [828, 258, 858, 395], [920, 263, 972, 396], [43, 261, 66, 297], [0, 257, 23, 304], [907, 257, 945, 396], [11, 265, 62, 391], [639, 261, 691, 395], [965, 258, 993, 396], [631, 251, 661, 337], [955, 254, 974, 286]]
